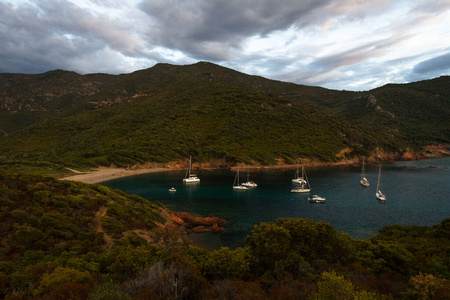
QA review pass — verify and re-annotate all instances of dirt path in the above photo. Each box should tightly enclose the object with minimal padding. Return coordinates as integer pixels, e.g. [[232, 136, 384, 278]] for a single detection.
[[94, 206, 114, 250]]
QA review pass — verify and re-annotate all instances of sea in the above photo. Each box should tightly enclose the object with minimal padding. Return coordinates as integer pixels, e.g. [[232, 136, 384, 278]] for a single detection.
[[103, 158, 450, 250]]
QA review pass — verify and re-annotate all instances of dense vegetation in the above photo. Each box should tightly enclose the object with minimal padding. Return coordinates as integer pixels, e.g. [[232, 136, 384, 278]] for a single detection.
[[0, 171, 449, 299], [0, 63, 448, 168], [0, 84, 375, 167]]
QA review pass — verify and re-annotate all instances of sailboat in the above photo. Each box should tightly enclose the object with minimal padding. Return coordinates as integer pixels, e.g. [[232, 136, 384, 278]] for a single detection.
[[360, 158, 370, 187], [375, 164, 386, 201], [291, 165, 311, 193], [233, 167, 247, 190], [241, 170, 257, 187], [292, 165, 307, 185], [183, 156, 200, 183]]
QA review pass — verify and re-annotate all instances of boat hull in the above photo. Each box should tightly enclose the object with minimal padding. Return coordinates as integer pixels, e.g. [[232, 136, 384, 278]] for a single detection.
[[308, 195, 326, 203], [233, 185, 247, 190], [183, 177, 200, 183], [376, 191, 386, 201], [291, 188, 310, 193], [309, 199, 325, 203]]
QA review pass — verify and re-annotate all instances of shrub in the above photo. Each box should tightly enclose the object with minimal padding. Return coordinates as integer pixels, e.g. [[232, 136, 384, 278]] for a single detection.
[[92, 280, 131, 300], [203, 247, 250, 279], [34, 267, 93, 296], [10, 226, 46, 250], [10, 209, 28, 222], [99, 216, 126, 236]]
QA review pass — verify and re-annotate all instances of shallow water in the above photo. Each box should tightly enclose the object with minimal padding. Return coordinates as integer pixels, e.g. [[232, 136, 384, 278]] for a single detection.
[[104, 158, 450, 249]]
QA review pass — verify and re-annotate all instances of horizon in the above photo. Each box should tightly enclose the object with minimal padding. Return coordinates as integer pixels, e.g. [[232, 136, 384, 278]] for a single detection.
[[1, 0, 449, 91], [1, 61, 448, 92]]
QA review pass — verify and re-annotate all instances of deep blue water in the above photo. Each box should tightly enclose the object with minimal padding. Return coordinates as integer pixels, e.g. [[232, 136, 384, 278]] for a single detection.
[[103, 158, 450, 250]]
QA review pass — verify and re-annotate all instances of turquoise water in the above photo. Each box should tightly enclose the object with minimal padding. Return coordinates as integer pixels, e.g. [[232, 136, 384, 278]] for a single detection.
[[104, 158, 450, 249]]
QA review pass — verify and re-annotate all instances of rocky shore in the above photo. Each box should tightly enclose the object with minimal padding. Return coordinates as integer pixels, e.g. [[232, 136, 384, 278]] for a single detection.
[[172, 212, 227, 233]]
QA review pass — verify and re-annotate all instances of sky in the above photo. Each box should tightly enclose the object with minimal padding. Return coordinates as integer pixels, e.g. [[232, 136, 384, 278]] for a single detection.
[[0, 0, 449, 91]]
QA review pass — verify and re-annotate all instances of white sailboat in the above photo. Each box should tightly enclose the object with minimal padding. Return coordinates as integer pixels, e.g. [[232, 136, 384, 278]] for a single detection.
[[183, 156, 200, 183], [241, 170, 257, 187], [292, 165, 307, 185], [291, 165, 311, 193], [360, 158, 370, 187], [308, 195, 326, 203], [376, 164, 386, 201], [233, 167, 247, 190]]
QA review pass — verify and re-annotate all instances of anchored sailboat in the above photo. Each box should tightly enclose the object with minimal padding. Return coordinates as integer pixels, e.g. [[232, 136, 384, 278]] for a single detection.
[[183, 156, 200, 183], [291, 165, 311, 193], [376, 164, 386, 201], [292, 165, 307, 185], [233, 167, 247, 190], [360, 158, 370, 187], [241, 170, 257, 187]]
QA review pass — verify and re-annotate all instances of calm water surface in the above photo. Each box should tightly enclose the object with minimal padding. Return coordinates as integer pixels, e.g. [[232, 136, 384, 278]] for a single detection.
[[104, 158, 450, 249]]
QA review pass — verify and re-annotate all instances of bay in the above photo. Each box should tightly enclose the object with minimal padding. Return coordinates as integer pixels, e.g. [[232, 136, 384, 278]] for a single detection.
[[103, 158, 450, 250]]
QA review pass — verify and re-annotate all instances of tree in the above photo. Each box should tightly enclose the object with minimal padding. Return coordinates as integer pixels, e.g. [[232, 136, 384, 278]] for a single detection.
[[245, 222, 291, 272], [309, 271, 383, 300], [203, 247, 250, 279]]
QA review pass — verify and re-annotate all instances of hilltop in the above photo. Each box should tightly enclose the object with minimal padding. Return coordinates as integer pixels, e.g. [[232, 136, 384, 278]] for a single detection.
[[0, 62, 448, 170]]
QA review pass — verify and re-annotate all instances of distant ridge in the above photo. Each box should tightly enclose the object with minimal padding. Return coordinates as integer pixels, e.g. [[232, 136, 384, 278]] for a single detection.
[[0, 62, 448, 167]]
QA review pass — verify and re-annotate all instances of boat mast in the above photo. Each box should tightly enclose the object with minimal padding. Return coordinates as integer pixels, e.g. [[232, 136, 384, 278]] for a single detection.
[[361, 158, 365, 180], [377, 164, 381, 191], [233, 167, 239, 186], [302, 166, 311, 189], [185, 156, 192, 178]]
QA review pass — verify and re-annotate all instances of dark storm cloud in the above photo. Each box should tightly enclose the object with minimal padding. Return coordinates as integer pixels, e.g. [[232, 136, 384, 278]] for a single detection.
[[0, 0, 146, 73], [402, 51, 450, 83], [412, 52, 450, 75], [138, 0, 331, 61]]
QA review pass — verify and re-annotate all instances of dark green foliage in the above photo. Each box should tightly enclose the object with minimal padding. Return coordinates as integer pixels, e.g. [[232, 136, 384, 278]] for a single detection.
[[101, 245, 162, 280], [244, 218, 351, 278], [100, 215, 127, 236], [10, 226, 47, 250], [0, 171, 449, 299], [3, 63, 446, 168], [0, 170, 164, 260], [371, 219, 450, 277], [0, 82, 363, 166], [203, 247, 250, 279]]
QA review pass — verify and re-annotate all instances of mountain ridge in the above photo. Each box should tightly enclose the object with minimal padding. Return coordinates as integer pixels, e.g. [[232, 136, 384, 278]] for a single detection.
[[0, 62, 448, 168]]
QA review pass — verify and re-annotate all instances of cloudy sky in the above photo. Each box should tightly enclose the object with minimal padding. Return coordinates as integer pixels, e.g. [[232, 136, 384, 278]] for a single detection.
[[1, 0, 449, 91]]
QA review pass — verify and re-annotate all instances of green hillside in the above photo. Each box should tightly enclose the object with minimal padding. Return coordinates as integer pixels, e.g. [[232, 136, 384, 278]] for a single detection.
[[0, 171, 449, 299], [0, 62, 448, 168]]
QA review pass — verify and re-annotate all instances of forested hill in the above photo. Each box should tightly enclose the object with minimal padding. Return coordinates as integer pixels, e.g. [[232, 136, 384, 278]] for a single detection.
[[0, 62, 448, 168]]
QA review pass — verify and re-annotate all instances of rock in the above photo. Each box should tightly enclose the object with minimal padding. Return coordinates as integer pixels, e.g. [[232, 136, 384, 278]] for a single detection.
[[172, 211, 227, 233]]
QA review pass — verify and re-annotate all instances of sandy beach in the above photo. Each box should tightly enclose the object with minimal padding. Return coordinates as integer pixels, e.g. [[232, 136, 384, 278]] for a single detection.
[[62, 167, 172, 184]]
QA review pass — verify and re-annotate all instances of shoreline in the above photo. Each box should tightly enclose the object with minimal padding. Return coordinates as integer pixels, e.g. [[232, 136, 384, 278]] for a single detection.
[[61, 152, 449, 185]]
